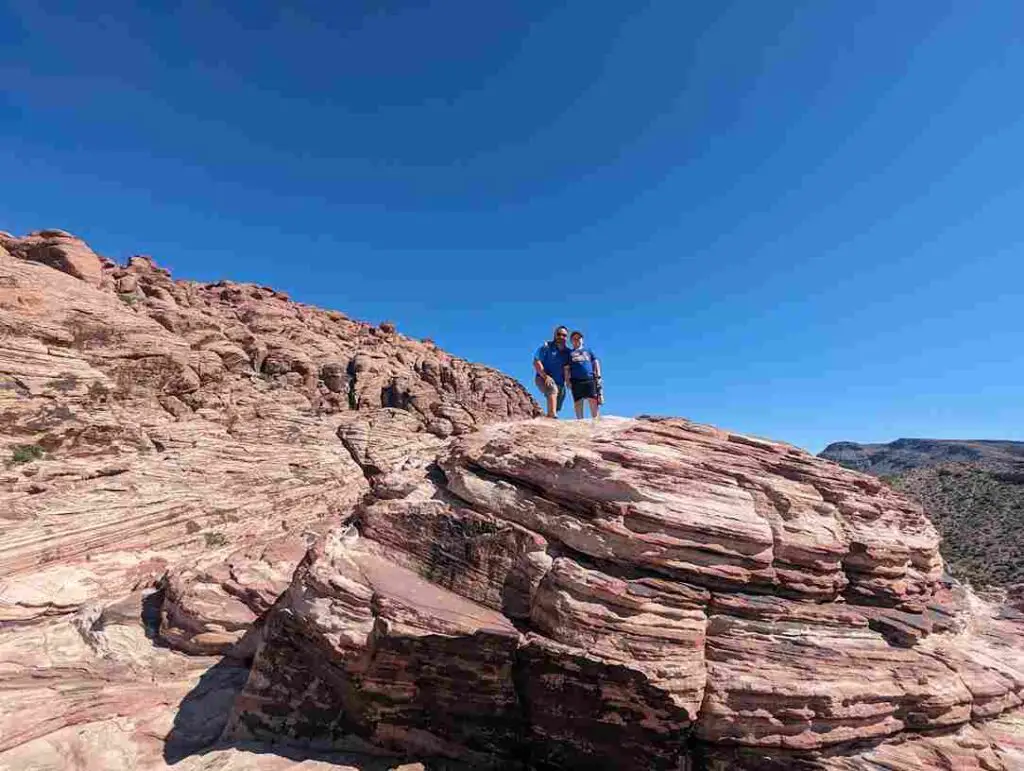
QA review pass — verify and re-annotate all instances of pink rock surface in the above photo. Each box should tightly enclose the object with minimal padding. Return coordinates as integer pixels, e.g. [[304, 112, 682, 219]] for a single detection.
[[2, 230, 1023, 770], [0, 230, 106, 286], [0, 230, 533, 770], [232, 418, 1024, 769], [0, 229, 534, 618], [441, 418, 941, 606], [225, 530, 521, 767]]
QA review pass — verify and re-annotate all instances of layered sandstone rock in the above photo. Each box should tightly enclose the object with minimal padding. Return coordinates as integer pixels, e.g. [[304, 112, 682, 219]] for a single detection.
[[0, 230, 533, 769], [1, 229, 1022, 770], [0, 229, 534, 619], [229, 418, 1024, 770]]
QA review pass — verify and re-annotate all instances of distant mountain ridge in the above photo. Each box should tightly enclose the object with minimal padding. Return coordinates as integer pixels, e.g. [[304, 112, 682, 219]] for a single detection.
[[820, 438, 1024, 476], [820, 438, 1024, 588]]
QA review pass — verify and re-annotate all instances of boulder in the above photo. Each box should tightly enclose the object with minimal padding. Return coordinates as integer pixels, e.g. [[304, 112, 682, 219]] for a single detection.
[[1, 230, 105, 286]]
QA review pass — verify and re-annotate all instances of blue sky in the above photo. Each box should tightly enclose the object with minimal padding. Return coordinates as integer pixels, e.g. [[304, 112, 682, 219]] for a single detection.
[[2, 1, 1023, 452]]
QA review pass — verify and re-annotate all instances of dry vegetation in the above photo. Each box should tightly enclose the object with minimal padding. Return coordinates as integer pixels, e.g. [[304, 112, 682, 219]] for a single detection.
[[884, 465, 1024, 588]]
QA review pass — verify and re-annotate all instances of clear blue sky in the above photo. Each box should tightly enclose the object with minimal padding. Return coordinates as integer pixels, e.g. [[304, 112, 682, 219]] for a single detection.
[[2, 1, 1023, 452]]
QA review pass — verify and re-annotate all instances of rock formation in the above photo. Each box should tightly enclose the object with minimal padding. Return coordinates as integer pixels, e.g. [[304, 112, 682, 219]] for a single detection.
[[227, 418, 1024, 769], [0, 230, 532, 770], [1, 230, 1022, 770]]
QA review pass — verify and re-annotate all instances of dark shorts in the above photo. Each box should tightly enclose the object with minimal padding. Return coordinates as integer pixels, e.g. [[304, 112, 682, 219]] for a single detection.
[[571, 378, 598, 402], [535, 374, 566, 411]]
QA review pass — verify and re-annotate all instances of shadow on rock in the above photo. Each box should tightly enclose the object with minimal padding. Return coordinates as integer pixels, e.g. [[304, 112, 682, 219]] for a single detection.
[[162, 654, 448, 769], [141, 586, 174, 649], [163, 657, 252, 764]]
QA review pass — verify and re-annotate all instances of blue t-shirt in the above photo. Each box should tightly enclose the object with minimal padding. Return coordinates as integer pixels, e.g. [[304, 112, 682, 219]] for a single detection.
[[534, 341, 571, 385], [568, 346, 598, 380]]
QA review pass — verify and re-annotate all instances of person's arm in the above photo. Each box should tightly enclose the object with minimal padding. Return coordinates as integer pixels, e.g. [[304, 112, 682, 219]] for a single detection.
[[533, 346, 555, 385], [563, 362, 572, 385], [592, 352, 601, 380]]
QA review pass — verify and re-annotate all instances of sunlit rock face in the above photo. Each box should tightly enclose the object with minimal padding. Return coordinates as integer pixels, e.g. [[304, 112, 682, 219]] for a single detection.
[[229, 418, 1024, 770], [1, 230, 1021, 770], [0, 231, 532, 770]]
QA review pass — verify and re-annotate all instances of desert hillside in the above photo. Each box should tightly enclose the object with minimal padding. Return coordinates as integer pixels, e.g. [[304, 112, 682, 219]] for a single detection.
[[1, 231, 1023, 770], [820, 438, 1024, 476], [821, 439, 1024, 588]]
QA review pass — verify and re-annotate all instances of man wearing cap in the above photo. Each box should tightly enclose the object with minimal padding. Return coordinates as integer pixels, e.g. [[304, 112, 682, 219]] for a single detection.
[[533, 326, 571, 418]]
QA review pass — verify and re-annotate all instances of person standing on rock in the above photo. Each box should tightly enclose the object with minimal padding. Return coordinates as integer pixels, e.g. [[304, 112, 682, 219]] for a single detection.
[[533, 326, 571, 418], [564, 330, 602, 420]]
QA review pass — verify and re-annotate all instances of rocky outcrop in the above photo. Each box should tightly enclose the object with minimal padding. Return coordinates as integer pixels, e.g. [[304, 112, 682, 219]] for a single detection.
[[0, 230, 534, 769], [0, 229, 535, 619], [1, 229, 1022, 770], [0, 229, 107, 286], [225, 529, 523, 766], [228, 418, 1024, 770]]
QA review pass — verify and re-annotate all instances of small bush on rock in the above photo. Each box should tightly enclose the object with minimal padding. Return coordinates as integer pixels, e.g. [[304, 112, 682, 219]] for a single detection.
[[11, 444, 45, 464], [203, 531, 228, 548]]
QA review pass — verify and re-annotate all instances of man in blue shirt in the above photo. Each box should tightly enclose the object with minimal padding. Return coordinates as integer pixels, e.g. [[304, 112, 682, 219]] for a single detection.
[[533, 325, 571, 418], [564, 330, 602, 419]]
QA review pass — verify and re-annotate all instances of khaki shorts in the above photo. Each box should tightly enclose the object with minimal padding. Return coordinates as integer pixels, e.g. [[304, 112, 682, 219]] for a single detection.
[[535, 374, 566, 412]]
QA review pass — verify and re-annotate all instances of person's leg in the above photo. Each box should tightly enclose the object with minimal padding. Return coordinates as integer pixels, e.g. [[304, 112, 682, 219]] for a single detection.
[[569, 381, 583, 418], [536, 375, 556, 418], [555, 384, 566, 417], [588, 397, 600, 419]]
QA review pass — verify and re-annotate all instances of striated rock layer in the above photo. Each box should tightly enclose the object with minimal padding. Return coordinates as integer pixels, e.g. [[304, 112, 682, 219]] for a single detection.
[[0, 230, 533, 770], [1, 229, 1023, 770], [231, 418, 1024, 770], [0, 229, 534, 620]]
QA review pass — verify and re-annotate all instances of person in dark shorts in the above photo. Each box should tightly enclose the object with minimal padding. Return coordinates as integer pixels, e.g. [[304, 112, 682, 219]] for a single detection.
[[533, 326, 571, 418], [564, 330, 602, 419]]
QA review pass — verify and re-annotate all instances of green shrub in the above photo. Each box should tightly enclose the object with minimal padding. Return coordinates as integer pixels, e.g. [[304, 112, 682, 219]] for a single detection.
[[203, 531, 228, 548], [10, 444, 45, 464]]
